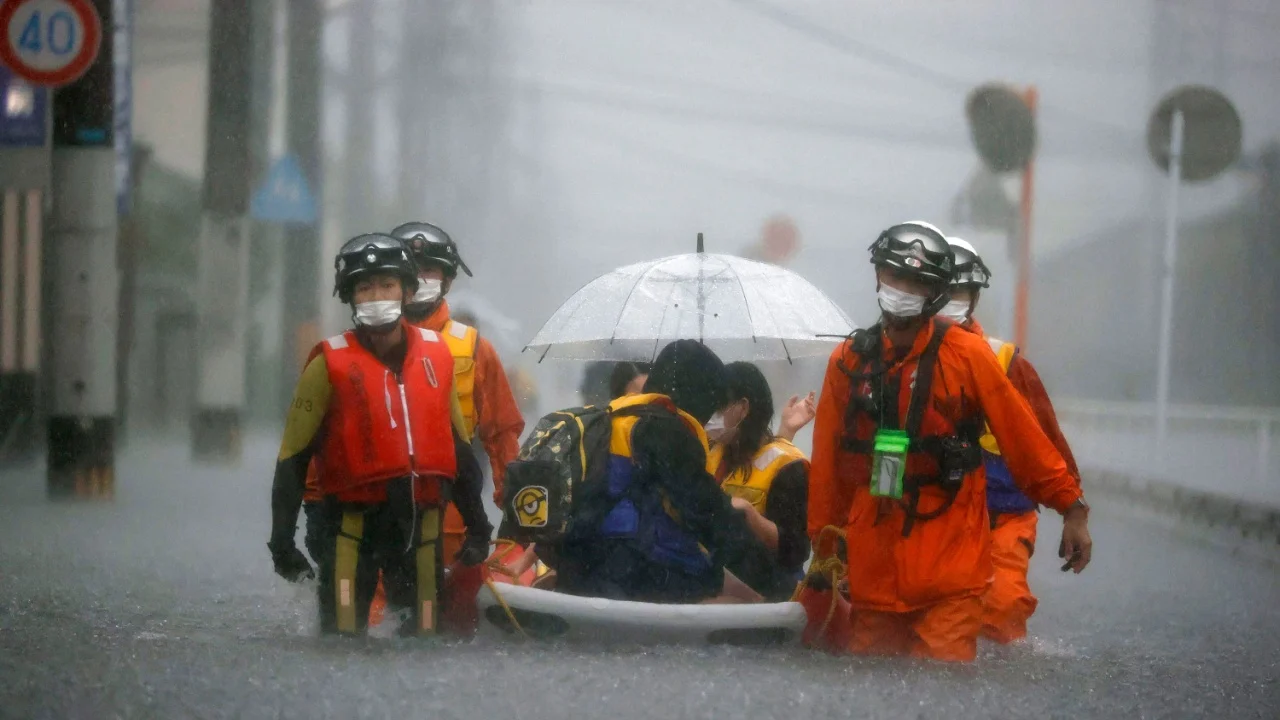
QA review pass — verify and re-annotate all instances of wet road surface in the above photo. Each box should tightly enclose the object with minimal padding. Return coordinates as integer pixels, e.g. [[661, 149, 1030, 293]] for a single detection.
[[1, 437, 1277, 719]]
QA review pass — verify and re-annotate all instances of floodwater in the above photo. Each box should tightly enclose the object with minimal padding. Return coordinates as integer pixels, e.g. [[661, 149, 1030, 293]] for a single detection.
[[1, 437, 1277, 719]]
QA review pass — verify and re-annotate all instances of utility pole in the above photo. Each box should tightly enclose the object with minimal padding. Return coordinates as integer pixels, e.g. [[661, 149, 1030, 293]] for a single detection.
[[46, 0, 119, 497], [280, 0, 323, 397], [114, 0, 136, 440], [191, 0, 267, 462]]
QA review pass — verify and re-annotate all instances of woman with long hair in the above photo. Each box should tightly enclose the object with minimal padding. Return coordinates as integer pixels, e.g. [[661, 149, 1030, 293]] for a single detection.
[[707, 361, 816, 598]]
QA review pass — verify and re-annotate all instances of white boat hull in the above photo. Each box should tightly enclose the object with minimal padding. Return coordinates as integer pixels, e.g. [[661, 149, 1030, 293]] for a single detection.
[[477, 584, 808, 645]]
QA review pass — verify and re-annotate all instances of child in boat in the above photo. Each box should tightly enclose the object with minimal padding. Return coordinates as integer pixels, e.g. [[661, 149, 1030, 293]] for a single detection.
[[708, 362, 816, 601]]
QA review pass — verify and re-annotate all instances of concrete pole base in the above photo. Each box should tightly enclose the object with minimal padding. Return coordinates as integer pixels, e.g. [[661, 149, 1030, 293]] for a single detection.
[[47, 416, 115, 500], [0, 372, 38, 463], [191, 408, 242, 463]]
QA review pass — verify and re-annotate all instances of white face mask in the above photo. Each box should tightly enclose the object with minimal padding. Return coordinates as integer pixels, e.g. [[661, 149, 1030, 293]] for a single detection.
[[704, 412, 725, 435], [353, 300, 402, 328], [877, 284, 927, 318], [704, 409, 741, 444], [411, 278, 442, 305], [938, 298, 972, 324]]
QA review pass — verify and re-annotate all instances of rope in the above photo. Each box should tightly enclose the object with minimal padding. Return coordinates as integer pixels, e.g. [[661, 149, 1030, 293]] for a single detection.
[[482, 574, 528, 639], [792, 525, 848, 644], [479, 539, 528, 639]]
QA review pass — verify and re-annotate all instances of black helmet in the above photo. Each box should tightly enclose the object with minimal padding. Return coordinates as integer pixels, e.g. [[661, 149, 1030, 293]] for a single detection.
[[946, 237, 991, 289], [868, 221, 955, 287], [333, 233, 419, 304], [390, 221, 472, 278]]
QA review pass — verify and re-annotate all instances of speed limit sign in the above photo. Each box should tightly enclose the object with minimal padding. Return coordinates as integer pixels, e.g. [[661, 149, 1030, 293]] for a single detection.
[[0, 0, 102, 87]]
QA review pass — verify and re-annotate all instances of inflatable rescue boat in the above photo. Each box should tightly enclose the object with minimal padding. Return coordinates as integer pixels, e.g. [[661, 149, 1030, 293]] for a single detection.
[[442, 541, 840, 648], [476, 583, 809, 645]]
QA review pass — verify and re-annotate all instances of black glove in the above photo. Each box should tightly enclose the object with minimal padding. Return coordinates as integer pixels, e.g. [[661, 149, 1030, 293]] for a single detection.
[[455, 534, 490, 567], [268, 540, 315, 583]]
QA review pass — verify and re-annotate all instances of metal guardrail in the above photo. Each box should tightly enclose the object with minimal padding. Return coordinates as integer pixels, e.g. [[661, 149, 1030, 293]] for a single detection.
[[1055, 399, 1280, 424], [1056, 399, 1279, 510]]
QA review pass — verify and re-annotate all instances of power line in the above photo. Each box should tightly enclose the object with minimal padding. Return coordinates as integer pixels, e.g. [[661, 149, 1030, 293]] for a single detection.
[[725, 0, 972, 93], [577, 121, 887, 209], [515, 77, 965, 150], [723, 0, 1136, 139], [509, 76, 1135, 161]]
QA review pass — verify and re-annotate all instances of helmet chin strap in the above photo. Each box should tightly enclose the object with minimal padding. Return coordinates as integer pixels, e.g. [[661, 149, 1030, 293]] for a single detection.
[[921, 289, 951, 318]]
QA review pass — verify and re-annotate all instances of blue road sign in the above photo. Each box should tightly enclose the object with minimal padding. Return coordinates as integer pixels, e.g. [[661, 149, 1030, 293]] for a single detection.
[[0, 65, 47, 147], [251, 154, 317, 225]]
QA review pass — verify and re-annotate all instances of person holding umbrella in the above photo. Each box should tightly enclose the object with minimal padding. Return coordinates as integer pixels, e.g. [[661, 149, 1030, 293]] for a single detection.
[[519, 235, 854, 603], [557, 340, 768, 604], [808, 221, 1092, 662]]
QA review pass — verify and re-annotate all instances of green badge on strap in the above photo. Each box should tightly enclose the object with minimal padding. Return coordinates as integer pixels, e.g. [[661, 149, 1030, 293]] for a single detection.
[[870, 429, 910, 499]]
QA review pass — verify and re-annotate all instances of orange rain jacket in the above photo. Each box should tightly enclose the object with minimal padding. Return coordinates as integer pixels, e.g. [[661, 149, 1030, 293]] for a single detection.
[[808, 319, 1082, 613], [417, 301, 525, 500], [964, 319, 1081, 488]]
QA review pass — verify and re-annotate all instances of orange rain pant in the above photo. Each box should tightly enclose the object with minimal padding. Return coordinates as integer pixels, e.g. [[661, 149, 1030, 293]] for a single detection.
[[849, 595, 984, 663], [981, 510, 1039, 643]]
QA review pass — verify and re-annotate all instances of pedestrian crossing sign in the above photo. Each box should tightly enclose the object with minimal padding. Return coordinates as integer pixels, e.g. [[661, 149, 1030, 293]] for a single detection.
[[251, 154, 317, 225]]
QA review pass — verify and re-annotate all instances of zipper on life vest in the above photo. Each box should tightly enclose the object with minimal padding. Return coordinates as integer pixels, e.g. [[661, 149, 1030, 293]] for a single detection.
[[399, 382, 419, 553], [382, 370, 397, 429], [398, 384, 416, 459]]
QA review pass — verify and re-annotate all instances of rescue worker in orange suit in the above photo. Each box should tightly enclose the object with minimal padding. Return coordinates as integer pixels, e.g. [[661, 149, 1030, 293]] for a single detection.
[[938, 236, 1083, 644], [390, 222, 525, 564], [708, 361, 816, 600], [808, 221, 1093, 662], [267, 233, 493, 636]]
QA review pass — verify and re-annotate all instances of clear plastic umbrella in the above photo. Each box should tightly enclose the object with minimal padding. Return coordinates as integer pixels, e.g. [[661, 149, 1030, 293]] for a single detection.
[[525, 240, 856, 362]]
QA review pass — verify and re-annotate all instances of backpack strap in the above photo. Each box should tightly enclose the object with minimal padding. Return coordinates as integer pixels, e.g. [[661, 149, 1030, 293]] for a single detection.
[[904, 320, 951, 440]]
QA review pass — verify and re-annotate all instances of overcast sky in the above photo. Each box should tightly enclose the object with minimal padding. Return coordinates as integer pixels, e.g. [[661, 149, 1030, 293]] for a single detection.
[[133, 0, 1280, 314]]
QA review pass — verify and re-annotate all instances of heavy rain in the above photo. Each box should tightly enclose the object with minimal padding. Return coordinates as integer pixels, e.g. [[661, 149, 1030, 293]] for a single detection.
[[1, 0, 1278, 717]]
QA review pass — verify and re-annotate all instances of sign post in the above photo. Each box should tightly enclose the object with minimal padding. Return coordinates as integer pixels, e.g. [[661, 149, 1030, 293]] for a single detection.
[[964, 82, 1038, 349], [1154, 109, 1184, 451], [1014, 86, 1038, 351], [1145, 86, 1242, 448], [1, 0, 109, 471], [11, 0, 121, 498]]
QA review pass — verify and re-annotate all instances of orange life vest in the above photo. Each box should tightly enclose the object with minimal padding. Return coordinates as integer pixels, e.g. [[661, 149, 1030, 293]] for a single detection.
[[316, 326, 457, 504], [839, 320, 984, 532]]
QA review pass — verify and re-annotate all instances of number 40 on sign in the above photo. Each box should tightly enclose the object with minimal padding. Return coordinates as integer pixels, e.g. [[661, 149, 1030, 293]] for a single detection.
[[0, 0, 103, 87]]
